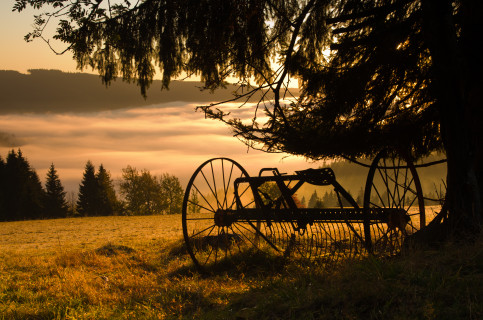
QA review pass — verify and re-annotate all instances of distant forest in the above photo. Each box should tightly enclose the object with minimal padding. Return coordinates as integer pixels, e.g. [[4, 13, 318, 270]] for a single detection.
[[0, 69, 287, 114], [0, 150, 184, 221], [0, 149, 445, 222]]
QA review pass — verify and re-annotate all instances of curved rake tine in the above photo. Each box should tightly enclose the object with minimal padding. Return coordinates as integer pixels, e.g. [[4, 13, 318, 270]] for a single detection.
[[232, 223, 260, 249], [246, 221, 280, 252]]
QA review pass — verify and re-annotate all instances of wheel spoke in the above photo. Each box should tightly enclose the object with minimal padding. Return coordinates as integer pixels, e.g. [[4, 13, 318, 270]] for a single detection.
[[231, 179, 251, 209], [377, 161, 390, 206], [228, 225, 244, 251], [224, 161, 237, 210], [385, 172, 415, 209], [202, 228, 218, 266], [221, 159, 227, 208], [224, 227, 229, 259], [372, 181, 386, 207], [189, 224, 216, 239], [192, 183, 216, 213], [405, 193, 419, 212], [399, 165, 409, 208], [381, 159, 397, 207], [370, 201, 382, 208], [200, 169, 223, 209], [244, 220, 279, 251], [187, 199, 213, 213], [210, 161, 220, 208], [393, 158, 401, 208], [397, 168, 411, 208]]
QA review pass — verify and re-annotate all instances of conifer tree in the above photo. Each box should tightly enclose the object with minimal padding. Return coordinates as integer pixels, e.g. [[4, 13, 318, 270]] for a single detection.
[[322, 191, 338, 207], [308, 191, 320, 208], [356, 188, 365, 207], [96, 164, 118, 215], [77, 160, 98, 216], [2, 150, 45, 220], [0, 156, 6, 220], [44, 163, 68, 218], [301, 196, 307, 208]]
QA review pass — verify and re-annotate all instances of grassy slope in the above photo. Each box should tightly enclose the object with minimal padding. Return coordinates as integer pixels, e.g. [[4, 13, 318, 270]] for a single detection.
[[0, 216, 481, 319]]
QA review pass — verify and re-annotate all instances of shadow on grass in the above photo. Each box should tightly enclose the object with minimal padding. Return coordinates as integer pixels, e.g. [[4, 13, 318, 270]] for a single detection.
[[168, 247, 291, 279], [94, 242, 159, 273], [166, 239, 189, 257], [202, 239, 483, 320], [95, 243, 136, 256], [164, 236, 354, 278]]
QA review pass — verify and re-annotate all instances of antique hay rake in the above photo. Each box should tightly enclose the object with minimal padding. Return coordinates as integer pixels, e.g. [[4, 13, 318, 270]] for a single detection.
[[182, 151, 432, 271]]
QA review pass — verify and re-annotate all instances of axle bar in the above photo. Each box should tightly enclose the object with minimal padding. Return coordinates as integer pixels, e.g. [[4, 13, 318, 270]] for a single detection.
[[215, 207, 407, 226]]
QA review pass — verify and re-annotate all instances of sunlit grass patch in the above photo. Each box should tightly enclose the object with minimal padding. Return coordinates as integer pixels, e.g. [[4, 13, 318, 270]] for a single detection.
[[0, 216, 482, 319]]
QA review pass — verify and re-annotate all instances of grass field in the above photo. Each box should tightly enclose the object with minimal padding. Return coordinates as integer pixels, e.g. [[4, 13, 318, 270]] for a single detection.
[[0, 215, 482, 319], [0, 215, 182, 254]]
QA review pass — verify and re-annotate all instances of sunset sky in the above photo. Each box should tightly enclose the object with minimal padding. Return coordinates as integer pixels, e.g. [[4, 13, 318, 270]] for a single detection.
[[0, 1, 314, 193]]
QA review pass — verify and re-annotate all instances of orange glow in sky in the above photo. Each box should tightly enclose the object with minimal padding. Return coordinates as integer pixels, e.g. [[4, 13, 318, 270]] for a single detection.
[[0, 1, 313, 193]]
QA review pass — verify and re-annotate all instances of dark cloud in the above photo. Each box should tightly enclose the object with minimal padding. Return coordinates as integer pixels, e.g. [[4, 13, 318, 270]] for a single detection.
[[0, 69, 283, 114], [0, 132, 24, 147]]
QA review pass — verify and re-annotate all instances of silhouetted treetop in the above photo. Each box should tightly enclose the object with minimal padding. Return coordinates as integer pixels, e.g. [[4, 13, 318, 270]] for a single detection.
[[13, 0, 447, 159], [77, 160, 98, 216], [0, 150, 45, 220], [44, 163, 68, 218], [14, 0, 279, 95]]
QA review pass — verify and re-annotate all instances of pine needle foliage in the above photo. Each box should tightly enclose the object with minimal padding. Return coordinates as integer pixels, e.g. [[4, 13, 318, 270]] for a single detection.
[[0, 149, 45, 220], [44, 163, 68, 218], [12, 0, 450, 159], [96, 164, 120, 216], [77, 160, 98, 216]]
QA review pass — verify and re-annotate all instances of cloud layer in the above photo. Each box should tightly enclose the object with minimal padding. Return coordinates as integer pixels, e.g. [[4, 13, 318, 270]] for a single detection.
[[0, 102, 312, 192], [0, 132, 25, 147], [0, 69, 307, 193]]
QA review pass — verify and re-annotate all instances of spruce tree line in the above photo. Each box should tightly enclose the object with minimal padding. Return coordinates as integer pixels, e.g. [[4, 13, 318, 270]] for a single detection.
[[76, 161, 120, 216], [0, 150, 67, 221], [304, 190, 356, 209], [0, 150, 184, 221]]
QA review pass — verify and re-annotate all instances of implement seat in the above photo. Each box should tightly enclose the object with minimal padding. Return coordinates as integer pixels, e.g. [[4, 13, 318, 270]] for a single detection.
[[295, 168, 336, 186]]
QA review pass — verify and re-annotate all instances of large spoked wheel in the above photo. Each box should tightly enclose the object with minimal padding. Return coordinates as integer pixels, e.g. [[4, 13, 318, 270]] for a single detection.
[[182, 158, 258, 272], [363, 151, 426, 255]]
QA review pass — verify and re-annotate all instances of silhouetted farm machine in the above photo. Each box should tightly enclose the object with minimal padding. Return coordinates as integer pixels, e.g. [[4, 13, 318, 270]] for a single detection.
[[182, 151, 440, 271]]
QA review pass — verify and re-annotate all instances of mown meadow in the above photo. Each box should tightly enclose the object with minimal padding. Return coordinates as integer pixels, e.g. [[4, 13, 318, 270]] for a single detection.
[[0, 215, 482, 319]]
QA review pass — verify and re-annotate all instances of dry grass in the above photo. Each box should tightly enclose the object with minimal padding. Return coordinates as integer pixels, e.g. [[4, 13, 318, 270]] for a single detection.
[[0, 215, 482, 319], [0, 215, 259, 319], [0, 215, 183, 254]]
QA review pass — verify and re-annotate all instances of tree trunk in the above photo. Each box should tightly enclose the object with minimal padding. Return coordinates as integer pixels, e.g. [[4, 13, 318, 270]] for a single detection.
[[421, 0, 482, 239]]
